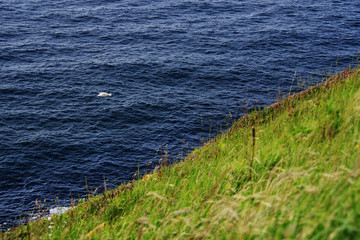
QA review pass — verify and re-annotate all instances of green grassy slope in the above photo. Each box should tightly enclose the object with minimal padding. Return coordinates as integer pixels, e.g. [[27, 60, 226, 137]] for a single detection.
[[4, 68, 360, 239]]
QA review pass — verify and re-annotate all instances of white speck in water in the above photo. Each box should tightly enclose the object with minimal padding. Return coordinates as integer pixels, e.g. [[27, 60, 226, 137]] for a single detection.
[[97, 92, 112, 97]]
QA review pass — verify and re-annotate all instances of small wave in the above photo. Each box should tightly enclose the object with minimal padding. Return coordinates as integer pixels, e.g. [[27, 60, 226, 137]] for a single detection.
[[49, 206, 71, 216], [71, 15, 103, 23]]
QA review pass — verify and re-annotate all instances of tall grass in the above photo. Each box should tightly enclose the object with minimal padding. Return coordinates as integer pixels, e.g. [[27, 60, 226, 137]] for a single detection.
[[3, 68, 360, 239]]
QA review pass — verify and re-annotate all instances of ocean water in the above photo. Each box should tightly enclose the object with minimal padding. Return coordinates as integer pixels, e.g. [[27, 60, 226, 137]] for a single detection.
[[0, 0, 359, 229]]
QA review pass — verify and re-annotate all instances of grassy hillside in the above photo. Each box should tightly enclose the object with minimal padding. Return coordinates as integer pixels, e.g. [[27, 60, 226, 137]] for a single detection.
[[4, 68, 360, 239]]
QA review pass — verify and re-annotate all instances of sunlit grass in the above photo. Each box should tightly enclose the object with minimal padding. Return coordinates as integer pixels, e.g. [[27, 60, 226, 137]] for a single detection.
[[3, 67, 360, 239]]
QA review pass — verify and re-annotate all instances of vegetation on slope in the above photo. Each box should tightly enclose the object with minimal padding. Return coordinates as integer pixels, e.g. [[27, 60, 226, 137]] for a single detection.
[[3, 68, 360, 239]]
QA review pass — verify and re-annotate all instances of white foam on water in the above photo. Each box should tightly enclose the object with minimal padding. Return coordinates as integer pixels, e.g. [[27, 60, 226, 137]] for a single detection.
[[49, 206, 71, 216]]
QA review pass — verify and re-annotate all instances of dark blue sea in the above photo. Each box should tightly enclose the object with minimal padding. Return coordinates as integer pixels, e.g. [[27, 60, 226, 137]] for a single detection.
[[0, 0, 359, 229]]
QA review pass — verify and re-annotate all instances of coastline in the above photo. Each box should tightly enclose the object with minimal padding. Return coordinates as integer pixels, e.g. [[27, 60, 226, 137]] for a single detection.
[[3, 67, 360, 239]]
